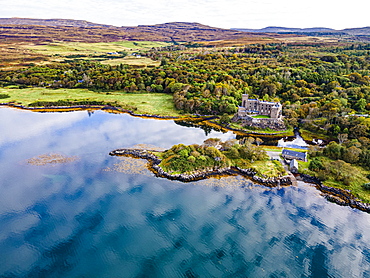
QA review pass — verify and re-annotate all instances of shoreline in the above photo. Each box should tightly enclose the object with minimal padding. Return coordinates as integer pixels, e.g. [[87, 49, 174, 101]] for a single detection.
[[109, 148, 370, 213], [0, 103, 294, 137], [109, 148, 294, 186], [5, 103, 368, 212], [299, 174, 370, 213]]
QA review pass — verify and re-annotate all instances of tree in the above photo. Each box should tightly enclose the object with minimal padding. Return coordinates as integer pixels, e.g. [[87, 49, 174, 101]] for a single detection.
[[323, 141, 343, 160], [350, 124, 368, 139], [338, 133, 348, 144], [309, 157, 325, 171], [222, 139, 239, 150], [343, 146, 362, 164], [255, 138, 263, 146], [203, 138, 221, 148], [356, 98, 367, 112]]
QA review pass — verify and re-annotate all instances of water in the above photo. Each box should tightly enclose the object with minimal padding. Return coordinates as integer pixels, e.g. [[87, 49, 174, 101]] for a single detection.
[[1, 107, 370, 277], [278, 134, 309, 149]]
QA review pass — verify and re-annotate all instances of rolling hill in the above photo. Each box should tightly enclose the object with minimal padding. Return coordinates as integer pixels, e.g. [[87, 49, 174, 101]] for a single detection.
[[233, 26, 370, 36], [0, 18, 285, 43]]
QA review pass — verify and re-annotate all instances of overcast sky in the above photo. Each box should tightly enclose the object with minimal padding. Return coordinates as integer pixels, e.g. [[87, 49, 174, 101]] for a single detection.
[[1, 0, 369, 30]]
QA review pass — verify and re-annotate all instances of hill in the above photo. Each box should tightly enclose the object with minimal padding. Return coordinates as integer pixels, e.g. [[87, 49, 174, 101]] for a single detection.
[[0, 18, 282, 43], [0, 18, 113, 28], [233, 26, 337, 33], [342, 27, 370, 35], [233, 26, 370, 37]]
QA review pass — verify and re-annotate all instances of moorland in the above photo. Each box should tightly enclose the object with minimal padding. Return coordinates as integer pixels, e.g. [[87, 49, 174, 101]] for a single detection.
[[1, 18, 370, 204]]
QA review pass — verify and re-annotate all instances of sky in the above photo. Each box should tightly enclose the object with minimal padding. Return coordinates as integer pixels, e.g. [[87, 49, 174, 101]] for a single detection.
[[1, 0, 369, 30]]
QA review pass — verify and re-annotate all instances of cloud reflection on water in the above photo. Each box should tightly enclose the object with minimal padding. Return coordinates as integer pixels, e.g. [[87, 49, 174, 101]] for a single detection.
[[0, 108, 370, 277]]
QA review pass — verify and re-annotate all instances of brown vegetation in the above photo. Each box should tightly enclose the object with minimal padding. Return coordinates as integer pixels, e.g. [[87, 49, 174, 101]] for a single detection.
[[0, 20, 292, 44]]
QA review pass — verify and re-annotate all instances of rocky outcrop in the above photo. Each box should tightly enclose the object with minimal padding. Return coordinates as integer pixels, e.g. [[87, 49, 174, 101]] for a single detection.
[[300, 174, 370, 213], [109, 148, 293, 187]]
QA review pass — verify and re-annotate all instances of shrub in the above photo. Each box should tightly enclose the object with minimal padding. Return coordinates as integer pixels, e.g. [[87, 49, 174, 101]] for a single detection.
[[362, 183, 370, 190], [178, 148, 189, 158], [0, 94, 10, 99], [309, 157, 325, 171], [187, 156, 196, 163]]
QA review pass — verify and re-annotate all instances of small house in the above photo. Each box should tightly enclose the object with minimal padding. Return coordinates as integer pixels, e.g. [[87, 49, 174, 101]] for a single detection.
[[290, 159, 299, 173], [282, 149, 307, 162]]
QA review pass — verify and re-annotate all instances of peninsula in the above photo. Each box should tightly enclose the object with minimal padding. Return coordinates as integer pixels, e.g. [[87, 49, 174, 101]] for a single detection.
[[109, 138, 292, 186]]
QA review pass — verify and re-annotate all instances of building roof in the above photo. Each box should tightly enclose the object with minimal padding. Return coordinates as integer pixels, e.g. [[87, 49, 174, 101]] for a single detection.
[[282, 149, 307, 160]]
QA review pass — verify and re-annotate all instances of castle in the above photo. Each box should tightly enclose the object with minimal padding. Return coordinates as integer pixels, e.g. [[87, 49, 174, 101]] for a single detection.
[[238, 94, 282, 119]]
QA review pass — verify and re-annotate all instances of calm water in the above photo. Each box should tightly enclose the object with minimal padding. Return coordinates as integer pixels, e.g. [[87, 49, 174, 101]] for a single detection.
[[1, 107, 370, 278]]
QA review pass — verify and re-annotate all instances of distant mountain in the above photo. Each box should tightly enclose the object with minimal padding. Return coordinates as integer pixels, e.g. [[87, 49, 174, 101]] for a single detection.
[[233, 26, 370, 36], [123, 22, 274, 42], [342, 27, 370, 35], [0, 19, 283, 43], [0, 18, 113, 28], [233, 26, 337, 33]]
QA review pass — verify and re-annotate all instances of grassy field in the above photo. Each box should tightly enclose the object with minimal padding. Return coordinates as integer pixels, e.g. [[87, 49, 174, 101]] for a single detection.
[[14, 41, 170, 66], [0, 87, 181, 116], [1, 40, 170, 70], [21, 41, 170, 56], [262, 146, 306, 152], [252, 115, 270, 119], [250, 160, 286, 178]]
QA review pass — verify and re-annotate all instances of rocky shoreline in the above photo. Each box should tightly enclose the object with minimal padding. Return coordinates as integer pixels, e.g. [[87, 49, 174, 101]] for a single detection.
[[109, 148, 370, 213], [109, 148, 293, 187], [300, 174, 370, 213]]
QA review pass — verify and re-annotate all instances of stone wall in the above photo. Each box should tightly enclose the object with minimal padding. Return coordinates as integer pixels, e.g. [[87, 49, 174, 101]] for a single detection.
[[232, 115, 286, 131]]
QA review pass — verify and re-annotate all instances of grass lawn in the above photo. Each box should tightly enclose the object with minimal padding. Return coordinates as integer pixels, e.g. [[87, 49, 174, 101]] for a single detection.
[[250, 160, 286, 178], [0, 87, 181, 116], [262, 146, 306, 152], [252, 115, 270, 119]]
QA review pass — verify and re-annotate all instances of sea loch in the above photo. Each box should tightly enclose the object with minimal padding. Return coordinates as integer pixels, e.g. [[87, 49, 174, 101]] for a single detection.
[[0, 107, 369, 277]]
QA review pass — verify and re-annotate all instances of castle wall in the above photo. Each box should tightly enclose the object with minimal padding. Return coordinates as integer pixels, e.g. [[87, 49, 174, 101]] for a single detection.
[[239, 94, 282, 119]]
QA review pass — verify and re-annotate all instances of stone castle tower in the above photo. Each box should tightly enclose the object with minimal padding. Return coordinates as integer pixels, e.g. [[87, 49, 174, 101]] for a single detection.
[[238, 94, 282, 119]]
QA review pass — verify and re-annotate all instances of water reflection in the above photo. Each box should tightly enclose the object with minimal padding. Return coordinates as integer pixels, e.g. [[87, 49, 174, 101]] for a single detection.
[[278, 134, 308, 149], [0, 107, 370, 277]]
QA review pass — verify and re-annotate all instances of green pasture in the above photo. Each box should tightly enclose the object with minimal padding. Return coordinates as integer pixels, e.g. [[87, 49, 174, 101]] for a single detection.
[[22, 41, 170, 55], [0, 87, 180, 116]]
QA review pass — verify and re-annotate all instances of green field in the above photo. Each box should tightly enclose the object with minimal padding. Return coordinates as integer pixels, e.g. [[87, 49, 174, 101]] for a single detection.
[[252, 115, 270, 119], [22, 41, 171, 55], [18, 41, 171, 65], [0, 88, 180, 116]]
